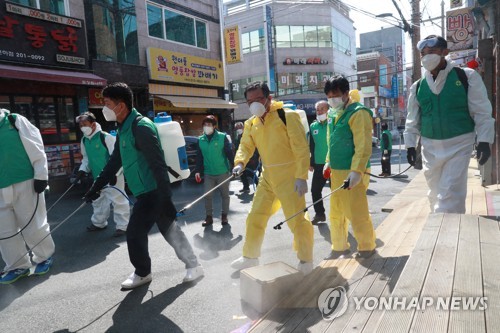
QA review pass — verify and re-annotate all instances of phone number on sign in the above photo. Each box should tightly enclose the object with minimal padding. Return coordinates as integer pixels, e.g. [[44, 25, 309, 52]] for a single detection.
[[0, 50, 45, 61]]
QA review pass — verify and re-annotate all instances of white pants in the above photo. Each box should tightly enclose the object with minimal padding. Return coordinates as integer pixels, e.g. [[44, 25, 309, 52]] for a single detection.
[[0, 179, 55, 271], [422, 132, 475, 214], [91, 175, 130, 231]]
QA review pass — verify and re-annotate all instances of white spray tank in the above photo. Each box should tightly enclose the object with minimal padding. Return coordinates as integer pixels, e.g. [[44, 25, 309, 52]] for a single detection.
[[153, 112, 190, 183], [283, 103, 310, 139]]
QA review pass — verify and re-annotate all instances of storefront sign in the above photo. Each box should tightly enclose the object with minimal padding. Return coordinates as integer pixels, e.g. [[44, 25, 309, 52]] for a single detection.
[[88, 88, 104, 106], [446, 8, 474, 51], [277, 72, 332, 94], [147, 47, 224, 87], [283, 57, 328, 65], [6, 3, 81, 27], [378, 86, 392, 98], [224, 25, 241, 64], [391, 75, 398, 98], [0, 2, 87, 68], [288, 98, 320, 116]]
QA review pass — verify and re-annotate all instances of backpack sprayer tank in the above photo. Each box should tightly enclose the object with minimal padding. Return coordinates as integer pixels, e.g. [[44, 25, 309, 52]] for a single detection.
[[154, 112, 191, 183]]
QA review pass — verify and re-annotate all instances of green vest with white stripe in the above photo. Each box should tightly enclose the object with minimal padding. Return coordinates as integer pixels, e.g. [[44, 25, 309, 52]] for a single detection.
[[417, 69, 474, 140], [0, 113, 35, 188], [198, 131, 230, 175], [83, 132, 110, 178], [328, 103, 372, 170]]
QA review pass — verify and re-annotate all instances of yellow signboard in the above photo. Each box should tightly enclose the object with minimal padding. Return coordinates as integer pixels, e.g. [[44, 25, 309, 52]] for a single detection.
[[147, 47, 224, 87], [224, 26, 241, 64]]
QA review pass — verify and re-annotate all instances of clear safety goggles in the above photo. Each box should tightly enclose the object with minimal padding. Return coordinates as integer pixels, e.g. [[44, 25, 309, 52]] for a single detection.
[[416, 37, 441, 51]]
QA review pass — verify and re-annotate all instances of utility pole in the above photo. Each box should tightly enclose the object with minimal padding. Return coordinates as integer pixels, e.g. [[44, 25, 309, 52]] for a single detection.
[[411, 0, 421, 82]]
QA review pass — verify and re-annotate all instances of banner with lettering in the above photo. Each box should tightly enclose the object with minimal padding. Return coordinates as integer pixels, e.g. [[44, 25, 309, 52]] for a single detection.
[[224, 25, 241, 65], [147, 47, 224, 87]]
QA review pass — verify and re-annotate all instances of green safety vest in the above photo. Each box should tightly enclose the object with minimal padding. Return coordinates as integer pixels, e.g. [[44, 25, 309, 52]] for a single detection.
[[198, 130, 230, 175], [417, 69, 474, 140], [310, 120, 328, 165], [328, 102, 372, 170], [83, 132, 110, 178], [0, 113, 35, 188], [118, 109, 159, 196], [380, 129, 392, 150]]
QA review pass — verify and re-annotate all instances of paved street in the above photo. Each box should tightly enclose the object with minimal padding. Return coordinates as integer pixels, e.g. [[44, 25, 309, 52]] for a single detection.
[[0, 145, 419, 333]]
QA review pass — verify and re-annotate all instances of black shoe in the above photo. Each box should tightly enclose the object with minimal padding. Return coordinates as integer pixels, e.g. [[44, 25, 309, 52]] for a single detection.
[[356, 249, 376, 259], [221, 214, 229, 226], [311, 214, 326, 225], [324, 249, 351, 260], [202, 216, 213, 227], [240, 187, 250, 193], [113, 229, 126, 237], [87, 224, 107, 232]]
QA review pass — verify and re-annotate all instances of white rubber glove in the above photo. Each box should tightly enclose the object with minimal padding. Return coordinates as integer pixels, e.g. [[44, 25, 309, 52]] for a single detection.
[[294, 179, 308, 197], [346, 171, 362, 189], [232, 163, 244, 176], [383, 150, 388, 155]]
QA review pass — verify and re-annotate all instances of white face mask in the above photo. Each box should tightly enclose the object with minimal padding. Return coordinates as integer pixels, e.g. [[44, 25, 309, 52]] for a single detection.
[[316, 113, 327, 122], [249, 101, 266, 117], [102, 105, 117, 122], [236, 129, 243, 135], [328, 97, 344, 110], [80, 126, 93, 136], [421, 54, 442, 71], [203, 126, 214, 135]]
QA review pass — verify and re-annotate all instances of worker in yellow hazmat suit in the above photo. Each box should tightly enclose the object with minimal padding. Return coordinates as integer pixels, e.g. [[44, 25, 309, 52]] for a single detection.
[[230, 81, 314, 275], [323, 76, 376, 259]]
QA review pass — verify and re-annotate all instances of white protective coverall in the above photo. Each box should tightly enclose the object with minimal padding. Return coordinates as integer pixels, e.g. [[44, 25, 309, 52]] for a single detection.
[[234, 101, 314, 262], [404, 60, 495, 213], [79, 123, 130, 230], [0, 109, 55, 271]]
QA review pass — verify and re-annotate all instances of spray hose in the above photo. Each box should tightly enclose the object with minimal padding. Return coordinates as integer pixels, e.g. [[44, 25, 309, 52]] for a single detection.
[[176, 173, 236, 217], [365, 165, 413, 179], [273, 180, 349, 231]]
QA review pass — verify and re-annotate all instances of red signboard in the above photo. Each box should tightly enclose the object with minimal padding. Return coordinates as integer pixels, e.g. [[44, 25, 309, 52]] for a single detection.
[[88, 88, 105, 106], [0, 2, 88, 68]]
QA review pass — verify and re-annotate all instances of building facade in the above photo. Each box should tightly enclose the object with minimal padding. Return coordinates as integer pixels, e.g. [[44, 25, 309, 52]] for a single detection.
[[0, 0, 234, 190], [223, 0, 357, 121], [84, 0, 235, 137], [358, 26, 406, 128], [0, 1, 106, 188]]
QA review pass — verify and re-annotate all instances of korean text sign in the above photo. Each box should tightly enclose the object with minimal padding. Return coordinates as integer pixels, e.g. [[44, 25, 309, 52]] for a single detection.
[[147, 47, 224, 87]]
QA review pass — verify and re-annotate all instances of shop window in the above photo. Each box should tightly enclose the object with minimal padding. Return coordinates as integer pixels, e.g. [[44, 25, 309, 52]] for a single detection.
[[36, 96, 58, 144], [88, 1, 139, 65], [241, 29, 264, 54], [196, 20, 207, 49], [333, 27, 351, 54], [147, 3, 164, 39], [9, 0, 68, 15], [13, 96, 36, 125], [0, 95, 10, 111], [58, 97, 77, 142], [276, 26, 332, 48], [290, 26, 305, 47]]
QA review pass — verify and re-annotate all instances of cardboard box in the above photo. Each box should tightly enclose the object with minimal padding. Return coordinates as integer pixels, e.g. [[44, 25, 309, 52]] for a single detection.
[[240, 261, 304, 313]]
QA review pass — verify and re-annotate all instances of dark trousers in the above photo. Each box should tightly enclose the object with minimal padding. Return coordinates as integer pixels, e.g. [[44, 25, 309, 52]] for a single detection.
[[311, 164, 328, 215], [241, 169, 258, 189], [381, 150, 392, 174], [127, 189, 199, 277]]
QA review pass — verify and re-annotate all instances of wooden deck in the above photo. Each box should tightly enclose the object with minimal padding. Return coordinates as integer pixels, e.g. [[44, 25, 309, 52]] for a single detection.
[[249, 159, 496, 333]]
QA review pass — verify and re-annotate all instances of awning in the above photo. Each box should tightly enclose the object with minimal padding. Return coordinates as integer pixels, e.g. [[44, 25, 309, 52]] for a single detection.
[[156, 95, 237, 109], [0, 64, 107, 87]]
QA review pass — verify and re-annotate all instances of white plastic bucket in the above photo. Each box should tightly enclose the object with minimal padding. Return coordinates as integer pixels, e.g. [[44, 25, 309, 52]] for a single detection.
[[154, 113, 190, 183]]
